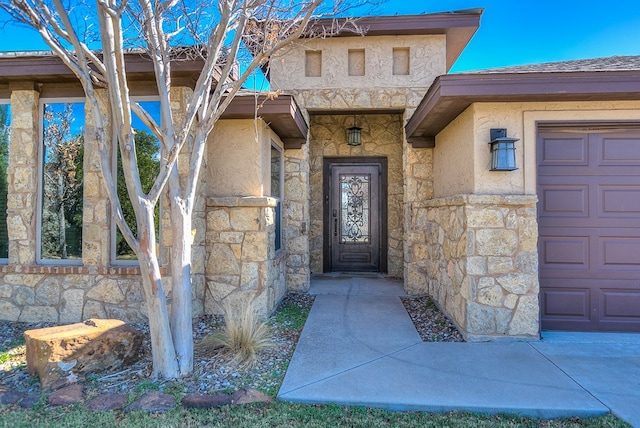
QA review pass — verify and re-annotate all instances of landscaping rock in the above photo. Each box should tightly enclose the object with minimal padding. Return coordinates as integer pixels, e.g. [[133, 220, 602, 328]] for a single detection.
[[17, 393, 40, 408], [24, 319, 144, 391], [123, 391, 175, 413], [48, 384, 83, 406], [182, 393, 232, 409], [230, 388, 272, 405], [86, 393, 127, 411], [0, 389, 23, 405]]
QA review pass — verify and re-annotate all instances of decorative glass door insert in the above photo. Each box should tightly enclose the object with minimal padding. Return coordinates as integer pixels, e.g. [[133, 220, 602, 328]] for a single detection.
[[328, 163, 381, 272]]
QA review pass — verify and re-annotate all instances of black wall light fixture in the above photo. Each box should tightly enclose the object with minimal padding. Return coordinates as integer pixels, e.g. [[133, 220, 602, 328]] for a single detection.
[[347, 116, 362, 146], [489, 128, 518, 171]]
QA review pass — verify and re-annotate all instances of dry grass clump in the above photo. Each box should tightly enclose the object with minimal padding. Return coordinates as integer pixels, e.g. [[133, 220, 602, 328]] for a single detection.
[[196, 300, 273, 367]]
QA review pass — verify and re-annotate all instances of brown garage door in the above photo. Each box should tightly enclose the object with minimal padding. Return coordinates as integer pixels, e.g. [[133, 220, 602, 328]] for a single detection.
[[538, 126, 640, 332]]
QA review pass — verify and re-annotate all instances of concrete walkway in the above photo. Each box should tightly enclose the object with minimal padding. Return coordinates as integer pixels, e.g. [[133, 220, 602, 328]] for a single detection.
[[277, 274, 640, 427]]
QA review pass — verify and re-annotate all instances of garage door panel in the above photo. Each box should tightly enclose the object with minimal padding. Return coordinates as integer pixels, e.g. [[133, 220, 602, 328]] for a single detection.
[[599, 186, 640, 217], [600, 236, 640, 269], [539, 185, 588, 218], [543, 288, 590, 318], [601, 289, 640, 320], [539, 135, 588, 165], [539, 234, 589, 269], [598, 135, 640, 165], [538, 127, 640, 332]]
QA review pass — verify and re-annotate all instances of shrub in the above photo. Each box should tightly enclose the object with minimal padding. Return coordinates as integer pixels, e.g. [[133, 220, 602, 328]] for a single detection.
[[196, 299, 273, 367]]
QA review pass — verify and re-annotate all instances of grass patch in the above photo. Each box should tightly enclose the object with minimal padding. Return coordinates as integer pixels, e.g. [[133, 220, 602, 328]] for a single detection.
[[0, 402, 629, 428], [271, 298, 311, 331]]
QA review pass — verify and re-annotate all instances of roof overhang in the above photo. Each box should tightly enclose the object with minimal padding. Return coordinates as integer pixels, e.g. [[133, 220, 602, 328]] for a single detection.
[[406, 70, 640, 147], [306, 10, 483, 72], [0, 52, 206, 87], [221, 95, 308, 148]]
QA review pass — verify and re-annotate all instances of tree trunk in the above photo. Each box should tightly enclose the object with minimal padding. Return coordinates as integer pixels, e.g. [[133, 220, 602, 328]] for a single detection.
[[137, 203, 180, 379], [169, 199, 193, 375]]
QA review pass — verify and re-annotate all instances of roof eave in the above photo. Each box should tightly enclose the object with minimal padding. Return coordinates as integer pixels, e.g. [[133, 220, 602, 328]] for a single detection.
[[406, 70, 640, 143], [221, 94, 308, 148]]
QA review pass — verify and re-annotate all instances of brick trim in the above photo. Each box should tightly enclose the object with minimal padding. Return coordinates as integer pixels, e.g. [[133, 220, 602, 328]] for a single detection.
[[0, 265, 169, 276]]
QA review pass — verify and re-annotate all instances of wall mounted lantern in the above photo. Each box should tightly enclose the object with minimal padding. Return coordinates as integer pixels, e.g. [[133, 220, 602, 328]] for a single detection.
[[347, 116, 362, 146], [489, 128, 518, 171]]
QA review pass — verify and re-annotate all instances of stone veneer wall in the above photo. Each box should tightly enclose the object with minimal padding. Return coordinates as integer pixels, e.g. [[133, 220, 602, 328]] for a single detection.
[[410, 195, 539, 341], [283, 144, 311, 291], [403, 145, 434, 293], [205, 197, 285, 318], [308, 114, 404, 277], [0, 88, 153, 323], [0, 86, 214, 324]]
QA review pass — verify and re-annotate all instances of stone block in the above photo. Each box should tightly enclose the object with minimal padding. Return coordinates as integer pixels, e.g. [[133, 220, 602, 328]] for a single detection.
[[24, 319, 143, 391]]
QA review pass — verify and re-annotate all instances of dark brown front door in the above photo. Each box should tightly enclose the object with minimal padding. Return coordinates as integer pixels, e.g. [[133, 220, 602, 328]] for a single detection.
[[323, 158, 387, 272], [538, 126, 640, 332]]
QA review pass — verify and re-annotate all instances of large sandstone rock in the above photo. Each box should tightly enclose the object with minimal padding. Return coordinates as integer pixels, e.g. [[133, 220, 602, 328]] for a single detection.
[[24, 319, 144, 391]]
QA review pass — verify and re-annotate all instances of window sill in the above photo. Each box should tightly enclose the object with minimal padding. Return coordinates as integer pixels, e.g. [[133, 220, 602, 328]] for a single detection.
[[0, 265, 168, 276]]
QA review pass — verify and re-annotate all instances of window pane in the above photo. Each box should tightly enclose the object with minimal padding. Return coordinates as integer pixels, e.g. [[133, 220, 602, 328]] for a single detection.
[[270, 146, 282, 251], [0, 104, 10, 259], [40, 102, 84, 260], [339, 173, 370, 244], [115, 101, 161, 261]]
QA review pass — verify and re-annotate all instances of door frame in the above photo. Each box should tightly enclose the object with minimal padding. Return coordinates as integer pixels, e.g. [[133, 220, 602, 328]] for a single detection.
[[322, 157, 388, 273]]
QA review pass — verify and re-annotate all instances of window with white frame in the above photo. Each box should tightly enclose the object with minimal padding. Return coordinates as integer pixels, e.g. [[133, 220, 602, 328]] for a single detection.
[[0, 101, 10, 261], [270, 143, 283, 251], [112, 99, 161, 263], [38, 101, 85, 263]]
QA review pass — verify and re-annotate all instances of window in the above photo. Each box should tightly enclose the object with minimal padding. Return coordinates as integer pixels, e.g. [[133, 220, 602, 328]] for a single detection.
[[112, 100, 161, 263], [0, 102, 10, 260], [38, 101, 85, 263], [270, 144, 282, 251]]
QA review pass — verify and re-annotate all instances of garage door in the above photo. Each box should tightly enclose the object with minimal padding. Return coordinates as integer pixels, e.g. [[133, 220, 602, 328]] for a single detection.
[[538, 126, 640, 332]]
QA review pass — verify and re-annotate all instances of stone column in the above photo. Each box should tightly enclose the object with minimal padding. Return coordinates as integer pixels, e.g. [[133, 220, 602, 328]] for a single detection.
[[283, 143, 310, 291], [205, 196, 282, 318], [419, 194, 539, 341], [82, 88, 111, 266], [8, 85, 39, 265], [403, 140, 434, 294]]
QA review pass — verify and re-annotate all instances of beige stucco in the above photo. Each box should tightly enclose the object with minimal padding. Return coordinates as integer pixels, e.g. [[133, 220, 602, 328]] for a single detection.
[[206, 119, 283, 197], [435, 100, 640, 197], [270, 35, 446, 91]]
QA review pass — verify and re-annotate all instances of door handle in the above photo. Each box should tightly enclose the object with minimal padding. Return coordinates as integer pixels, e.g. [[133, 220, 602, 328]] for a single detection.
[[334, 218, 338, 237]]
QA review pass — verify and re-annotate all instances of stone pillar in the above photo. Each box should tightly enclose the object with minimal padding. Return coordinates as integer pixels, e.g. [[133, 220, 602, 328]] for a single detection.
[[403, 139, 434, 294], [83, 89, 111, 266], [8, 85, 39, 265], [205, 196, 284, 318], [283, 143, 310, 291], [417, 194, 539, 341]]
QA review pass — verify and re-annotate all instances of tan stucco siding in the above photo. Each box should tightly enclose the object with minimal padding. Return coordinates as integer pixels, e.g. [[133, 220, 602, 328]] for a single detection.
[[436, 101, 640, 197], [433, 107, 475, 197], [269, 35, 446, 91], [206, 119, 271, 197]]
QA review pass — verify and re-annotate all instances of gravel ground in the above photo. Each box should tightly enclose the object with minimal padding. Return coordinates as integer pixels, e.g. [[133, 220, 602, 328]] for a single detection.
[[0, 292, 462, 398]]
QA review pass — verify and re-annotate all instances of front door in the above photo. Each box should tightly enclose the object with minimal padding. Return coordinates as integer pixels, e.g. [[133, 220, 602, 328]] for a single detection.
[[323, 158, 387, 272]]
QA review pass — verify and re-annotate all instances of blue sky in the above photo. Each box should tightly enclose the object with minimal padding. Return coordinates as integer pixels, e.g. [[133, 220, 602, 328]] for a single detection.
[[1, 0, 639, 72]]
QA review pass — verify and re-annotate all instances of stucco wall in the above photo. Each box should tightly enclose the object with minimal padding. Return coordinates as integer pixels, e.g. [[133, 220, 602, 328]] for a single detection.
[[433, 107, 475, 198], [438, 100, 640, 197], [309, 114, 404, 277], [206, 119, 269, 197], [270, 35, 446, 91], [269, 35, 445, 116]]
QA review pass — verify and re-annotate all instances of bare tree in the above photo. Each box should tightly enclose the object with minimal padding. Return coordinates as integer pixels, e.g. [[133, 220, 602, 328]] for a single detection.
[[0, 0, 353, 379]]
